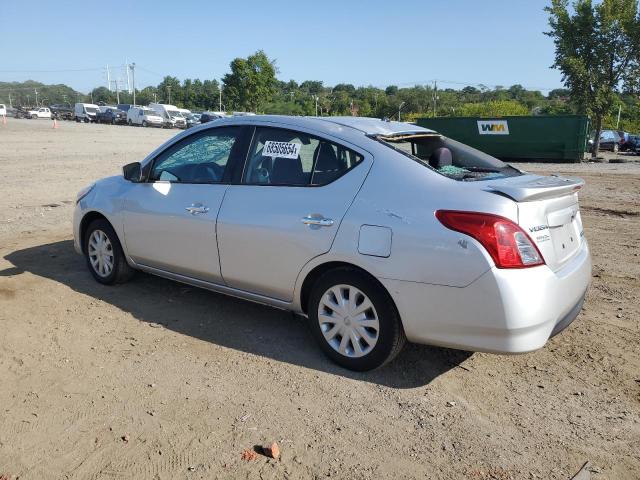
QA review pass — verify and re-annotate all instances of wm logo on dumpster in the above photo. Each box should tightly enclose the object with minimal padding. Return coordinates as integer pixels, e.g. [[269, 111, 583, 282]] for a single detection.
[[477, 120, 510, 135]]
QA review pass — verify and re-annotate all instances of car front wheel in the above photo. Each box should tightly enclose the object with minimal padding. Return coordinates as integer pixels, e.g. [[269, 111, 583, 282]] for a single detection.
[[84, 219, 134, 285], [308, 268, 406, 371]]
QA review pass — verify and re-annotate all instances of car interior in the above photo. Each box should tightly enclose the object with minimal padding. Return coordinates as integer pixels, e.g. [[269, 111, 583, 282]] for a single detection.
[[243, 129, 361, 186]]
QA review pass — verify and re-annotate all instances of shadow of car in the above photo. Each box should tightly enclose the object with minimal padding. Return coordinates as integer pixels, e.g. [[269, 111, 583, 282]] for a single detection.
[[1, 240, 472, 389]]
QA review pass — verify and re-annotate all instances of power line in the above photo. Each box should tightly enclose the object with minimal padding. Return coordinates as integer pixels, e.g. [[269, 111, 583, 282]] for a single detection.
[[0, 67, 106, 73]]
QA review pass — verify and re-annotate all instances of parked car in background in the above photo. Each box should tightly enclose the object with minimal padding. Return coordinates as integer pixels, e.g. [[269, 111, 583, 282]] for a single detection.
[[0, 104, 6, 116], [117, 104, 135, 113], [96, 107, 127, 125], [618, 131, 636, 151], [177, 108, 191, 119], [199, 111, 225, 124], [73, 116, 590, 371], [149, 103, 187, 129], [28, 107, 52, 119], [126, 106, 163, 127], [50, 103, 74, 120], [629, 135, 640, 154], [13, 106, 32, 119], [592, 130, 622, 152], [75, 103, 100, 123], [184, 113, 201, 128]]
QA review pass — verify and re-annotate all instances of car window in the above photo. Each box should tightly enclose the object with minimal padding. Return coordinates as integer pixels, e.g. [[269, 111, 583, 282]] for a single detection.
[[150, 127, 240, 184], [378, 134, 521, 181], [243, 127, 363, 186]]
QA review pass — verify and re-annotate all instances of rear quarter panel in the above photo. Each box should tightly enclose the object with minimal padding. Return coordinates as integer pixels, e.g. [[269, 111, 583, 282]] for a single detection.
[[297, 144, 520, 292]]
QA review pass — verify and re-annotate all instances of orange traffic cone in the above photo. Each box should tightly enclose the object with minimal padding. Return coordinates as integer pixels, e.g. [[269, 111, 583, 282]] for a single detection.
[[52, 118, 58, 129]]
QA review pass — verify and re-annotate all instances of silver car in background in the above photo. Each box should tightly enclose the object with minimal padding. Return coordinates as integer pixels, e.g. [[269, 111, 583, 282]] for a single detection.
[[73, 116, 591, 371]]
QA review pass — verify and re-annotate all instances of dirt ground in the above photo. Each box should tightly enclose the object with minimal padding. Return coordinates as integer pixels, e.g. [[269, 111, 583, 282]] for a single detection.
[[0, 119, 638, 480]]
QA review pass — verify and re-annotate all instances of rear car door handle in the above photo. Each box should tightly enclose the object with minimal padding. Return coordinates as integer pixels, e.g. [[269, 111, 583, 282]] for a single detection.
[[185, 205, 210, 215], [302, 215, 334, 227]]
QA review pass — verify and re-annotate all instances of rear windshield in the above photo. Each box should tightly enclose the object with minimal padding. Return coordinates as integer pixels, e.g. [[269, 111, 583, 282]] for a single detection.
[[375, 134, 522, 181]]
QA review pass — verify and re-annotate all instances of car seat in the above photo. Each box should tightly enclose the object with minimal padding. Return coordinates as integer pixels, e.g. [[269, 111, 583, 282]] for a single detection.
[[428, 147, 453, 169], [312, 143, 342, 185], [271, 156, 305, 185]]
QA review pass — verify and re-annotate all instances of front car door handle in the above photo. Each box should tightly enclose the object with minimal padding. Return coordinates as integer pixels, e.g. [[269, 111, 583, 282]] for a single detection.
[[185, 205, 210, 215], [302, 215, 334, 227]]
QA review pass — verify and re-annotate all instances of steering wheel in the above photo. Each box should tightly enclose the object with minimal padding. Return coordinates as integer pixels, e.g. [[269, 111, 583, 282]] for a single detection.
[[201, 162, 224, 182]]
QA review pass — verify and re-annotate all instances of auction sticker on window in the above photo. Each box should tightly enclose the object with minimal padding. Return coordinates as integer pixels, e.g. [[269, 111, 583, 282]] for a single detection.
[[263, 141, 301, 159]]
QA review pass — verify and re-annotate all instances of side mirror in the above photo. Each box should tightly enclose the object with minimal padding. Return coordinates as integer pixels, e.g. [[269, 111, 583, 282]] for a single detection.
[[123, 162, 142, 182]]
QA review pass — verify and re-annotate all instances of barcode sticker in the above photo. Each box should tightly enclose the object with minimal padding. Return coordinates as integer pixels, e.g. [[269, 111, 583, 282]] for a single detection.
[[262, 141, 301, 159]]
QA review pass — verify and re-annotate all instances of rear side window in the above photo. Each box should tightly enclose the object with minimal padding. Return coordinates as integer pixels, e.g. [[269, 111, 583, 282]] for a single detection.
[[377, 134, 521, 182], [242, 127, 363, 186]]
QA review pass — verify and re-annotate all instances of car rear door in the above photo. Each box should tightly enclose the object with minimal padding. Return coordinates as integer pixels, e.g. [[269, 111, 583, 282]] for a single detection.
[[122, 126, 247, 283], [216, 125, 372, 301]]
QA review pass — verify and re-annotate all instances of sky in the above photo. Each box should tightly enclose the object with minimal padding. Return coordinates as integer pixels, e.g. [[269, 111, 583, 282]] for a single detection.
[[0, 1, 563, 94]]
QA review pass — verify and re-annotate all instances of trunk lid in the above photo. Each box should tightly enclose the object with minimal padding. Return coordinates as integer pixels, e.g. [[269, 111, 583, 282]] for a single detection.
[[486, 174, 585, 271]]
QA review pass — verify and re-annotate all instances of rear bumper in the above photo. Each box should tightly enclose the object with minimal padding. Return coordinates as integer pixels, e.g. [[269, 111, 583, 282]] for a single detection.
[[380, 240, 591, 353]]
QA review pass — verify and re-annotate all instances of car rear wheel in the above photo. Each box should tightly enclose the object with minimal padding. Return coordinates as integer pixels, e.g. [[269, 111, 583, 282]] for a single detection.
[[307, 268, 406, 371], [84, 219, 134, 285], [142, 120, 148, 127], [613, 144, 619, 153]]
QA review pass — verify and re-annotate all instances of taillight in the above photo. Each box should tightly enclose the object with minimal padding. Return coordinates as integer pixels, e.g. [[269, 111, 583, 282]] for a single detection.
[[435, 210, 544, 269]]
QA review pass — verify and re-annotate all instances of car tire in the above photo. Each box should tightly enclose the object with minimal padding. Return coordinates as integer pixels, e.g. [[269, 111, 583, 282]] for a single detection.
[[613, 144, 619, 153], [307, 267, 406, 371], [31, 114, 37, 119], [111, 119, 115, 125], [142, 120, 148, 128], [84, 219, 135, 285]]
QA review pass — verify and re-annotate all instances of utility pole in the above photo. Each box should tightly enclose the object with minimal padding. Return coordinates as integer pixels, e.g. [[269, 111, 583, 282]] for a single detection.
[[106, 64, 111, 91], [314, 95, 319, 116], [432, 80, 438, 117], [8, 92, 12, 108], [130, 63, 136, 106], [167, 85, 172, 104], [616, 104, 622, 129], [34, 89, 38, 106], [219, 82, 222, 112], [113, 80, 120, 104], [398, 101, 405, 121]]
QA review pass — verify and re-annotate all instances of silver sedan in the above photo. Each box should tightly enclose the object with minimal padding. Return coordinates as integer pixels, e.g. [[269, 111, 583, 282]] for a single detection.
[[73, 116, 591, 371]]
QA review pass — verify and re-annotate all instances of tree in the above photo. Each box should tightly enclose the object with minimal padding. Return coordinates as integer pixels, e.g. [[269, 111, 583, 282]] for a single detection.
[[546, 0, 640, 157], [222, 50, 277, 112], [458, 100, 529, 117]]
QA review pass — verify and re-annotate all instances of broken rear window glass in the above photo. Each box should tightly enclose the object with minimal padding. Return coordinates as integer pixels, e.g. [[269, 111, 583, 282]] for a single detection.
[[375, 134, 523, 181]]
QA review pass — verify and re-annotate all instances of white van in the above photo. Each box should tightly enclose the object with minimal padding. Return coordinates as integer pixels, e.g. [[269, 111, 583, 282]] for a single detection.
[[74, 103, 100, 122], [149, 103, 187, 129], [126, 106, 163, 127], [0, 104, 6, 116]]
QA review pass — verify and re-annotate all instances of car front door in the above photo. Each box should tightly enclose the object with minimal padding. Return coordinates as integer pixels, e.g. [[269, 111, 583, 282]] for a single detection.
[[122, 126, 246, 283], [217, 126, 372, 301]]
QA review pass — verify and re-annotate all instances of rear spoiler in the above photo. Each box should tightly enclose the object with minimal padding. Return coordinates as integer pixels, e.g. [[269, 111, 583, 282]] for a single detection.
[[486, 175, 584, 202]]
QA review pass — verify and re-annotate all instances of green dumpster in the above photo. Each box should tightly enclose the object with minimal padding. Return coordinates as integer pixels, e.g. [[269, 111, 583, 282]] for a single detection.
[[416, 115, 590, 162]]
